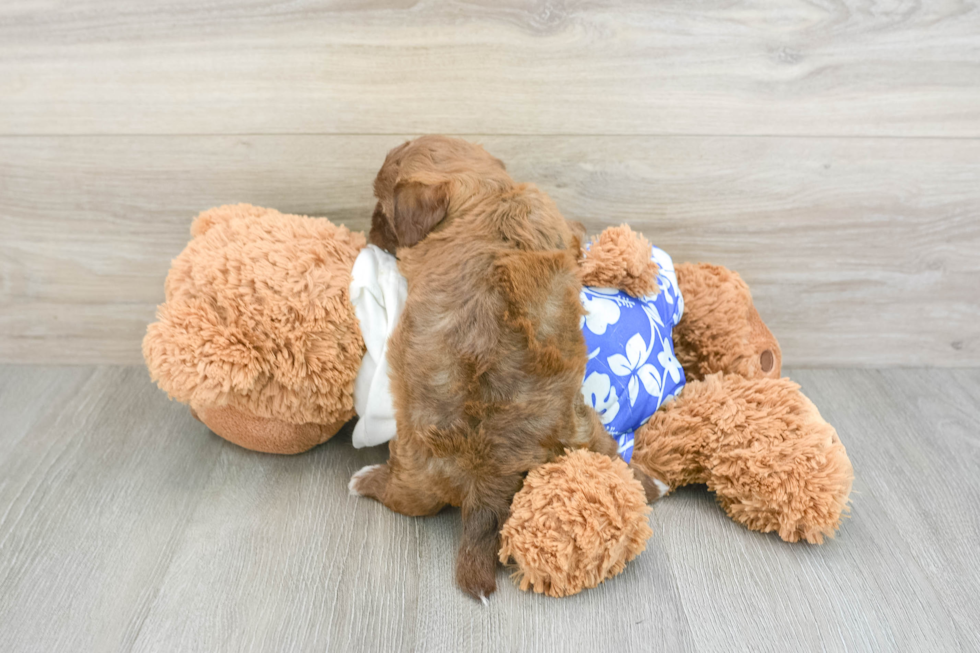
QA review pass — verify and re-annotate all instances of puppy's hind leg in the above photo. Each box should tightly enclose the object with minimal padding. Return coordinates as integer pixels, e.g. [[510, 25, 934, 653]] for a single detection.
[[455, 477, 522, 604], [581, 403, 664, 504], [349, 460, 449, 517], [348, 463, 390, 499]]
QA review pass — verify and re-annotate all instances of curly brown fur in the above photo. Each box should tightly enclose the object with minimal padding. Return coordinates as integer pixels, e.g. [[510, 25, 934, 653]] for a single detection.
[[673, 263, 782, 380], [143, 204, 364, 437], [351, 136, 657, 601], [579, 224, 660, 298]]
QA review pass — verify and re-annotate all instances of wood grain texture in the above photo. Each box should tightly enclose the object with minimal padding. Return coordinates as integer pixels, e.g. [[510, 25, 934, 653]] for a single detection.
[[0, 366, 225, 652], [2, 135, 978, 365], [1, 1, 979, 136], [663, 367, 980, 652], [1, 365, 978, 652]]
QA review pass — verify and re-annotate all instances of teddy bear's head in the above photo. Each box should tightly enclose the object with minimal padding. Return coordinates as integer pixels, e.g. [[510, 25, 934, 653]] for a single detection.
[[671, 263, 782, 381], [143, 204, 367, 440]]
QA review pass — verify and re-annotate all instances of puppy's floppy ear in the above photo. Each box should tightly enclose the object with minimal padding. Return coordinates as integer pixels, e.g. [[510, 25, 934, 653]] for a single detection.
[[393, 180, 451, 248], [368, 203, 399, 254]]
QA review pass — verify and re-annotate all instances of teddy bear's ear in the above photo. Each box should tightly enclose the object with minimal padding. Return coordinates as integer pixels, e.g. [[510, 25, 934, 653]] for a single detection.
[[391, 179, 451, 248]]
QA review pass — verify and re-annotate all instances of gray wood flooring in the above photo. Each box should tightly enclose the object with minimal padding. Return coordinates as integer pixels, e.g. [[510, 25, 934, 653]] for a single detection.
[[1, 365, 978, 652]]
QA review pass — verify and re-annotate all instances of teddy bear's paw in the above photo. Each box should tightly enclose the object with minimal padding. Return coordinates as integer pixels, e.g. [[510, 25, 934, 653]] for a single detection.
[[499, 450, 652, 597]]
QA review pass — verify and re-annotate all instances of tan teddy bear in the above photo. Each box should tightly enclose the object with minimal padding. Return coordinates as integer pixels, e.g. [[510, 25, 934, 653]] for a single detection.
[[144, 204, 852, 597]]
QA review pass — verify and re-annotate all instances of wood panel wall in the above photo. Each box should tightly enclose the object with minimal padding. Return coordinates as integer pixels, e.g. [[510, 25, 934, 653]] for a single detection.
[[1, 1, 978, 365]]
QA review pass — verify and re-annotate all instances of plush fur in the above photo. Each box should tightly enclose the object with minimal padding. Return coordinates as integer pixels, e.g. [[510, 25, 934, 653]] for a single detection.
[[350, 136, 657, 601], [633, 373, 852, 544], [143, 198, 852, 600], [499, 449, 652, 597], [143, 204, 365, 436], [499, 260, 851, 596], [672, 263, 782, 380], [579, 224, 660, 298]]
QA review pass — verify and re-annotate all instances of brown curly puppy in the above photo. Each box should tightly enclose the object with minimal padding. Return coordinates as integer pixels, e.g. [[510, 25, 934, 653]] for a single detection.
[[349, 136, 660, 602]]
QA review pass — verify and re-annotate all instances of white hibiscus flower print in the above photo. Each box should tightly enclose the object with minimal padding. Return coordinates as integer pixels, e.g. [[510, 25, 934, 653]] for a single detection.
[[673, 292, 684, 325], [658, 339, 683, 383], [580, 288, 622, 335], [650, 246, 675, 274], [642, 300, 664, 328], [607, 333, 662, 406], [581, 371, 620, 425], [650, 245, 683, 322]]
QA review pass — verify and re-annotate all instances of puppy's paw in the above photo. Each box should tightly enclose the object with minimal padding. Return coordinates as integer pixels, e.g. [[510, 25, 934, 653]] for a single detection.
[[456, 550, 497, 604], [459, 573, 497, 605], [349, 464, 388, 499], [631, 467, 668, 503]]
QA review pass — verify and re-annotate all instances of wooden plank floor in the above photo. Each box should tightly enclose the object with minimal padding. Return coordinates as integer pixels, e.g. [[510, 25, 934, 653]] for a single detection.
[[1, 365, 977, 653]]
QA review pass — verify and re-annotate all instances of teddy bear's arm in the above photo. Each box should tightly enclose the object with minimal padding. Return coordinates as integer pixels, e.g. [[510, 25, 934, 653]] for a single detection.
[[579, 225, 660, 297]]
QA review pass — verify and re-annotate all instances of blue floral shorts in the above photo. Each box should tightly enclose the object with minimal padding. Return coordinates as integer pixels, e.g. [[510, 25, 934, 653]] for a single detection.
[[579, 246, 686, 463]]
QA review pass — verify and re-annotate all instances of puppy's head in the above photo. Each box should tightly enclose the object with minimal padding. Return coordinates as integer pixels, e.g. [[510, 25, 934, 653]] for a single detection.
[[369, 136, 510, 254]]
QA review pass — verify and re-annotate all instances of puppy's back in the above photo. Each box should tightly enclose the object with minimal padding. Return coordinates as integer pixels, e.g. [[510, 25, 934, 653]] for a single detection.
[[388, 184, 588, 465]]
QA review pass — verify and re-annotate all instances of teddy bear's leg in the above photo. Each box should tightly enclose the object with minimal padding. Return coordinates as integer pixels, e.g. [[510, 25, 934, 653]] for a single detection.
[[632, 373, 853, 544], [499, 449, 653, 597], [193, 404, 351, 455]]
